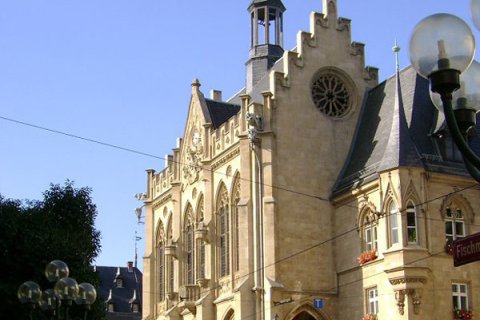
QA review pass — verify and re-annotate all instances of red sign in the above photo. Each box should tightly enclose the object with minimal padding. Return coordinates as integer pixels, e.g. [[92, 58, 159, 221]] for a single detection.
[[453, 232, 480, 267]]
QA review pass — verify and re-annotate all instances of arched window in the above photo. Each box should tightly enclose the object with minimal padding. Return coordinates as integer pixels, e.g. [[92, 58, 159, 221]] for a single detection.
[[156, 221, 166, 302], [445, 207, 465, 242], [217, 184, 230, 277], [389, 202, 400, 246], [196, 196, 206, 280], [363, 214, 377, 252], [406, 202, 418, 244], [184, 204, 195, 285], [232, 174, 241, 272]]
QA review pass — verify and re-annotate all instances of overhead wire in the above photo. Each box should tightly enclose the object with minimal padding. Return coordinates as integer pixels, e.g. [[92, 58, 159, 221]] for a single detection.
[[2, 115, 479, 317]]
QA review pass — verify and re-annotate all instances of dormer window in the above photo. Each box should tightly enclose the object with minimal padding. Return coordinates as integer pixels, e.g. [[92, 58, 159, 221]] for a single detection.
[[107, 302, 115, 312], [116, 278, 123, 288], [132, 302, 139, 313]]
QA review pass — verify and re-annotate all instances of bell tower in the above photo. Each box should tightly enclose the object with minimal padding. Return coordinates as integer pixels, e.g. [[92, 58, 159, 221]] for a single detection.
[[246, 0, 286, 93]]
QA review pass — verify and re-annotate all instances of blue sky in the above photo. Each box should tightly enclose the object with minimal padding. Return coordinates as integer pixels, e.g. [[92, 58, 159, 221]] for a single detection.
[[0, 0, 477, 270]]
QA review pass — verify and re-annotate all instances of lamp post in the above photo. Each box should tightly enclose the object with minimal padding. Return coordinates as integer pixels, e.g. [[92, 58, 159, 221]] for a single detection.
[[409, 4, 480, 182], [18, 260, 97, 320]]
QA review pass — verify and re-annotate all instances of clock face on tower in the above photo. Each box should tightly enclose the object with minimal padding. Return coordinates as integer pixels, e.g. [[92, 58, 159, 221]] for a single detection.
[[311, 70, 354, 119]]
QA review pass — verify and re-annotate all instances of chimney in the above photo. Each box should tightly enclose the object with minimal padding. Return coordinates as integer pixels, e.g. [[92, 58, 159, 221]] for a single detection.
[[210, 90, 222, 102], [127, 261, 134, 272]]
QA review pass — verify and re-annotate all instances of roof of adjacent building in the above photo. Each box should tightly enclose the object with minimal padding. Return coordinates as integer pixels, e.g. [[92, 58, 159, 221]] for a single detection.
[[95, 265, 142, 320], [332, 66, 480, 197], [204, 99, 241, 129]]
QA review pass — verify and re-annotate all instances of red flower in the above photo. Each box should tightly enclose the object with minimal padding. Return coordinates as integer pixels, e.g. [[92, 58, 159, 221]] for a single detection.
[[454, 309, 473, 320], [362, 314, 377, 320], [357, 250, 378, 265]]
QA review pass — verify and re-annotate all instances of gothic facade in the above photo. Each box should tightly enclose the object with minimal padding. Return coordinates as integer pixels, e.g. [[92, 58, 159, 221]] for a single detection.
[[141, 1, 480, 319]]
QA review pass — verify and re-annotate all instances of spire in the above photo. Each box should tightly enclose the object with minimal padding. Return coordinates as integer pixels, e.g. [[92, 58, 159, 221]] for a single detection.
[[378, 43, 423, 172], [246, 0, 286, 93]]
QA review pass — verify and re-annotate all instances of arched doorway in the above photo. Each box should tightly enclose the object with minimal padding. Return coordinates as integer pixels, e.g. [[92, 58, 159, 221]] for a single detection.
[[293, 311, 316, 320]]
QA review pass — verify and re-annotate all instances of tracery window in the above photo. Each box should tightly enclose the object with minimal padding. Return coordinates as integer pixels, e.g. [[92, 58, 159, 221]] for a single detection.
[[156, 221, 166, 302], [218, 185, 230, 277], [196, 196, 206, 280], [184, 205, 195, 284], [232, 175, 241, 272]]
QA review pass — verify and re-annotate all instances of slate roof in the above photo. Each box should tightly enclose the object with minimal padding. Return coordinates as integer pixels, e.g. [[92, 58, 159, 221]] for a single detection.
[[248, 0, 286, 11], [204, 99, 241, 129], [95, 265, 142, 320], [332, 66, 480, 197]]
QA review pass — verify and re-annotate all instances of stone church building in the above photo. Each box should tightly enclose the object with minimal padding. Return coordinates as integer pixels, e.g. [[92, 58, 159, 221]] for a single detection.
[[140, 1, 480, 319]]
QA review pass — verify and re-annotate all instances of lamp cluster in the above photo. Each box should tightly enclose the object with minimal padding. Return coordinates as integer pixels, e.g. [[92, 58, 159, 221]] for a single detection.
[[409, 0, 480, 182], [17, 260, 97, 320]]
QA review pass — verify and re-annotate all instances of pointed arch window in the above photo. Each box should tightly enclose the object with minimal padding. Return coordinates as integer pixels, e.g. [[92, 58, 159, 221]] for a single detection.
[[196, 196, 206, 281], [218, 185, 230, 277], [406, 203, 418, 244], [184, 205, 195, 285], [446, 207, 465, 242], [364, 217, 378, 252], [389, 202, 400, 246], [232, 175, 241, 272], [156, 221, 166, 302]]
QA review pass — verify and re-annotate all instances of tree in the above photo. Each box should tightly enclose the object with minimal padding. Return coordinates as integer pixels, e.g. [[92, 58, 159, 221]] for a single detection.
[[0, 181, 105, 319]]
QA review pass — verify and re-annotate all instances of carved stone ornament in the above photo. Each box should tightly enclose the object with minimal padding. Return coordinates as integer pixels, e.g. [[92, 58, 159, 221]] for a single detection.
[[311, 72, 352, 118], [395, 290, 406, 315], [183, 129, 204, 185]]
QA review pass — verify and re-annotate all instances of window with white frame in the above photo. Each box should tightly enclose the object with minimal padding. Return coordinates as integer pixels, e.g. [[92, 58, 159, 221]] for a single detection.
[[445, 208, 465, 243], [406, 204, 418, 244], [389, 202, 399, 246], [367, 287, 379, 315], [364, 216, 378, 251], [452, 283, 469, 311]]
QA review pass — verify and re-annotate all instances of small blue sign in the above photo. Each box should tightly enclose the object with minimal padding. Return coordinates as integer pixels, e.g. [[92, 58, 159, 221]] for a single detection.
[[313, 298, 323, 309]]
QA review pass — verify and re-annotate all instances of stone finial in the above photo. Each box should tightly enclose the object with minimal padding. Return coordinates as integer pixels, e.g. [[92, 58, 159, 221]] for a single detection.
[[191, 78, 201, 93], [323, 0, 338, 21]]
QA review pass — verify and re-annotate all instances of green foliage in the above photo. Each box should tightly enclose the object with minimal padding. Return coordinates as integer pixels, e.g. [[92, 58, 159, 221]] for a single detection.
[[0, 181, 105, 320]]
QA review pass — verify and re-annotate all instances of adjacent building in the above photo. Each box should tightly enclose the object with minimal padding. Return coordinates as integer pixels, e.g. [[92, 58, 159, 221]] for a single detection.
[[141, 1, 480, 319], [96, 262, 143, 320]]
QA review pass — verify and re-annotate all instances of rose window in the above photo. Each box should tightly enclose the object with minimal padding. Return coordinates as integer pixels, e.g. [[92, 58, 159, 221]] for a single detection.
[[311, 73, 351, 118]]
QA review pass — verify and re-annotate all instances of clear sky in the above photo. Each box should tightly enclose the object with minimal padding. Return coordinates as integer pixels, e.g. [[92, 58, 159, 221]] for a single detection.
[[0, 0, 478, 271]]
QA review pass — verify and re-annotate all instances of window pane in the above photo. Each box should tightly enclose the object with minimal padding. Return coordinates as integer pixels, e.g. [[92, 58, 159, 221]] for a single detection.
[[456, 222, 465, 237], [407, 211, 416, 226], [446, 221, 453, 235]]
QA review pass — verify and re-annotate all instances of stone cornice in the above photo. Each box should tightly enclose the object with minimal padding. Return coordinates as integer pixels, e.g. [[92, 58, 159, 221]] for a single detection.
[[152, 194, 173, 210], [211, 146, 240, 171]]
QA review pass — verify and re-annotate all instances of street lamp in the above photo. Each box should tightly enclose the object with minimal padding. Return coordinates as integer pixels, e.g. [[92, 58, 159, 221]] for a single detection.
[[18, 260, 97, 320], [409, 9, 480, 181]]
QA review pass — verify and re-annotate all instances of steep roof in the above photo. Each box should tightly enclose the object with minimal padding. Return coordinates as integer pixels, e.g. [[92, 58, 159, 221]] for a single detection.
[[332, 66, 479, 197], [204, 99, 241, 129], [95, 265, 142, 320]]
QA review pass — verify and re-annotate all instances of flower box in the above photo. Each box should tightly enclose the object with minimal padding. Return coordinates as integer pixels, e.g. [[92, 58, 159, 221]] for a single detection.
[[362, 314, 377, 320], [454, 309, 473, 320], [445, 240, 454, 255], [357, 250, 377, 265]]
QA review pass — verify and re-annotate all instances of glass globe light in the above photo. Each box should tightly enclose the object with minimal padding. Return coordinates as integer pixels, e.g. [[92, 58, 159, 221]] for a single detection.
[[39, 289, 60, 311], [409, 13, 475, 78], [17, 281, 42, 305], [45, 260, 69, 282], [472, 0, 480, 31], [430, 60, 480, 112], [75, 283, 97, 306], [54, 277, 79, 301]]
